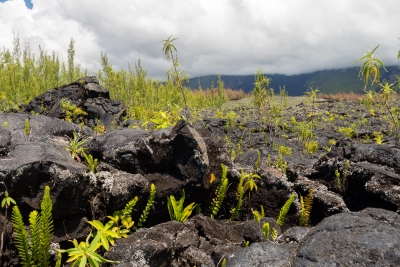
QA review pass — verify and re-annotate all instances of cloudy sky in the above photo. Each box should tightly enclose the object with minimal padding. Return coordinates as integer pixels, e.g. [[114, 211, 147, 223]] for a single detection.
[[1, 0, 400, 80]]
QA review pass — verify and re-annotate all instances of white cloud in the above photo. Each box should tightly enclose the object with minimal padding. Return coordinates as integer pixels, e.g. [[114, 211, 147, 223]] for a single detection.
[[1, 0, 400, 79]]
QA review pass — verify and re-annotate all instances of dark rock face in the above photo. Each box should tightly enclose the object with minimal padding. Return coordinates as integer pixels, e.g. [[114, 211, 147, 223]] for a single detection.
[[105, 214, 264, 267], [89, 120, 209, 182], [0, 126, 12, 155], [293, 208, 400, 267], [105, 208, 400, 266], [314, 144, 400, 213], [23, 76, 125, 131]]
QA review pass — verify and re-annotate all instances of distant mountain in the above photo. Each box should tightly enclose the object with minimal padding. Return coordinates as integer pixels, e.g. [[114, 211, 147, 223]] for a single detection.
[[186, 66, 400, 96]]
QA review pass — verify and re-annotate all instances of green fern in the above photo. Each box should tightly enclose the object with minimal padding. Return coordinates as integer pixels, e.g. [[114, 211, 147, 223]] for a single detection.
[[252, 205, 264, 223], [230, 169, 246, 221], [134, 183, 156, 229], [82, 151, 98, 173], [29, 210, 40, 264], [122, 196, 139, 215], [276, 194, 296, 228], [24, 118, 30, 136], [262, 222, 270, 239], [208, 164, 229, 219], [221, 258, 227, 267], [299, 188, 313, 227], [11, 186, 53, 267], [270, 228, 278, 241], [11, 206, 33, 266], [38, 186, 53, 266]]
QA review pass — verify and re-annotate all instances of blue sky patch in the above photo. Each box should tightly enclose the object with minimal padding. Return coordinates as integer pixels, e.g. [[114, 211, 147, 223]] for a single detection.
[[0, 0, 33, 9]]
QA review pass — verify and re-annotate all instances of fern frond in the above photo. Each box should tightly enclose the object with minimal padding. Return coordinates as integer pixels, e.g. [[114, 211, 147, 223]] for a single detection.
[[299, 188, 313, 227], [11, 206, 33, 266], [208, 164, 229, 219], [271, 228, 278, 241], [29, 210, 40, 264], [39, 186, 53, 267], [262, 222, 270, 239], [135, 183, 156, 229], [276, 194, 296, 227], [122, 196, 139, 215], [230, 171, 245, 221]]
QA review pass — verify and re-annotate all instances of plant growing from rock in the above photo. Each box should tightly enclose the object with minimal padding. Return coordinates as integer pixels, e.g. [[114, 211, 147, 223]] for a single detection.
[[299, 188, 313, 227], [252, 205, 265, 223], [65, 132, 88, 162], [82, 151, 98, 173], [57, 220, 119, 266], [167, 189, 197, 223], [276, 194, 296, 228], [107, 196, 138, 238], [230, 168, 261, 221], [0, 184, 16, 263], [261, 194, 296, 241], [133, 183, 156, 230], [274, 144, 291, 173], [208, 165, 229, 219], [304, 140, 319, 155], [373, 131, 384, 144], [305, 87, 320, 131], [11, 186, 53, 266], [24, 118, 30, 141], [59, 98, 87, 123], [335, 160, 350, 194], [338, 123, 357, 139]]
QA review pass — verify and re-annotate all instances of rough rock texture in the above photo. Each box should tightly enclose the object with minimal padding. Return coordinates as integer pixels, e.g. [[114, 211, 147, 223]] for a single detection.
[[105, 208, 400, 266], [0, 113, 93, 142], [105, 214, 265, 267], [89, 120, 209, 182], [23, 76, 125, 131], [293, 208, 400, 267], [227, 242, 297, 267]]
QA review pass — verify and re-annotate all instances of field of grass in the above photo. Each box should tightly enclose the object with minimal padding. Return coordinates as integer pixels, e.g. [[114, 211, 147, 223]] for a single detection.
[[0, 38, 235, 123]]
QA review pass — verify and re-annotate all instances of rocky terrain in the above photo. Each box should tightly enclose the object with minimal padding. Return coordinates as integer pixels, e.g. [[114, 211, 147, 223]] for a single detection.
[[0, 76, 399, 266]]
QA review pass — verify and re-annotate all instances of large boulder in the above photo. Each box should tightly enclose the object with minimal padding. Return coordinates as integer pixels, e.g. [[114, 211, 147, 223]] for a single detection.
[[23, 76, 126, 131]]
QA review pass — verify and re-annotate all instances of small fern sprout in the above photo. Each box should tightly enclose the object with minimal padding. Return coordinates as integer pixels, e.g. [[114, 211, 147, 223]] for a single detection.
[[167, 189, 197, 222], [24, 118, 30, 141], [82, 151, 98, 173], [252, 205, 265, 223], [262, 222, 270, 239], [65, 132, 88, 162]]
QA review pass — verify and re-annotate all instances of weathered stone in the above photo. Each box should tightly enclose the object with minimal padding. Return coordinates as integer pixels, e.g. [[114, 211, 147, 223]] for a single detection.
[[0, 126, 12, 155], [0, 113, 93, 142], [293, 208, 400, 267], [23, 76, 125, 131]]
